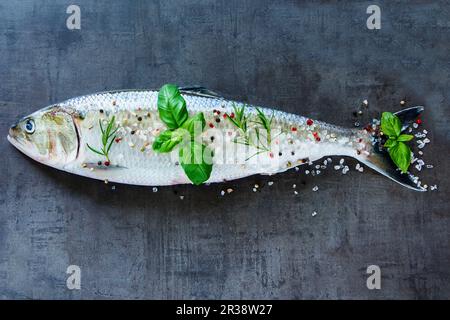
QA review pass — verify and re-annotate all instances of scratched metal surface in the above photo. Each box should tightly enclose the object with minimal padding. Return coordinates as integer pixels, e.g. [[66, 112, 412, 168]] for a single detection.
[[0, 0, 449, 299]]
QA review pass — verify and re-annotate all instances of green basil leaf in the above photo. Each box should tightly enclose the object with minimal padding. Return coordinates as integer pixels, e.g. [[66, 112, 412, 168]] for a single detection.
[[388, 141, 411, 173], [181, 112, 205, 137], [152, 129, 183, 153], [384, 138, 398, 149], [397, 134, 414, 142], [157, 84, 188, 129], [381, 112, 402, 137], [179, 141, 213, 185]]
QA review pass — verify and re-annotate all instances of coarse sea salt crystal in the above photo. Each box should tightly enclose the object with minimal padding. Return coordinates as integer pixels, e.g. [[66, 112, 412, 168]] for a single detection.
[[356, 163, 360, 170], [294, 191, 298, 195], [305, 170, 310, 175], [334, 165, 341, 170], [312, 211, 317, 217], [312, 186, 319, 192], [295, 167, 300, 171], [430, 185, 438, 190], [152, 187, 158, 193], [413, 123, 419, 129], [426, 164, 434, 169], [339, 158, 345, 165], [293, 184, 297, 189], [268, 181, 274, 186]]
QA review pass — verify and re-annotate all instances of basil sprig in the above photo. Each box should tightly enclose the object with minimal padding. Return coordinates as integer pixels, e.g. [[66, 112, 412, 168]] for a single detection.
[[152, 84, 212, 185], [381, 112, 414, 173]]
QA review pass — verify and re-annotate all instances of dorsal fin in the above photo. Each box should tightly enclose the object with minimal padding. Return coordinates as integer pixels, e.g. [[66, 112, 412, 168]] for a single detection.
[[179, 86, 224, 99]]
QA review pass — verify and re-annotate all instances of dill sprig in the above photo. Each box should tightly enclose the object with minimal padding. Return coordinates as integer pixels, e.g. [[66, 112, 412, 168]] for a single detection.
[[86, 116, 118, 162]]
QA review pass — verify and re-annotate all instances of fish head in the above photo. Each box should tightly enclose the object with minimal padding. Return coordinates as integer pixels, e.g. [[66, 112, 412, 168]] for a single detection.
[[8, 106, 79, 167]]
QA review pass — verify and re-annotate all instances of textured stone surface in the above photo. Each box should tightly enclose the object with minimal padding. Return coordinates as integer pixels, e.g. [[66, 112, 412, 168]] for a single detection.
[[0, 0, 449, 299]]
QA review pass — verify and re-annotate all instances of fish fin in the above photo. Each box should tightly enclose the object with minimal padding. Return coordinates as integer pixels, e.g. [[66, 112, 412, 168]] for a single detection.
[[356, 106, 426, 192], [179, 86, 224, 99], [394, 106, 424, 132]]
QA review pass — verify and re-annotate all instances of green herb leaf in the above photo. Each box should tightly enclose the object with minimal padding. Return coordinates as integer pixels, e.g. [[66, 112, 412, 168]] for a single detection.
[[384, 138, 398, 149], [86, 143, 104, 156], [157, 84, 188, 129], [179, 141, 213, 185], [152, 129, 184, 153], [388, 141, 411, 173], [397, 134, 414, 142], [381, 112, 402, 137], [181, 112, 205, 137]]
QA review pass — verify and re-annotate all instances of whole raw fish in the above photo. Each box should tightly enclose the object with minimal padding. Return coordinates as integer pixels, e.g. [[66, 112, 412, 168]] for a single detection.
[[7, 87, 425, 190]]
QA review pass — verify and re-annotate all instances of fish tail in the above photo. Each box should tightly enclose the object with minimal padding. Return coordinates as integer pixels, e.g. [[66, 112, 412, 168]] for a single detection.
[[355, 106, 426, 191]]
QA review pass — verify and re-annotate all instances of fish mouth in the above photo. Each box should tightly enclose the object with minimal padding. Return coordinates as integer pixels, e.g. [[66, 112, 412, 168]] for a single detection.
[[7, 125, 26, 153], [6, 127, 26, 154]]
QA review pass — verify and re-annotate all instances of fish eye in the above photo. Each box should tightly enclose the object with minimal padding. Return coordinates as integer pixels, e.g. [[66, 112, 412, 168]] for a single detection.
[[24, 119, 35, 134]]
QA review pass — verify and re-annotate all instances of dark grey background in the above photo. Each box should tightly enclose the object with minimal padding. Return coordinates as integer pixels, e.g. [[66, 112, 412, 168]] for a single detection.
[[0, 0, 449, 299]]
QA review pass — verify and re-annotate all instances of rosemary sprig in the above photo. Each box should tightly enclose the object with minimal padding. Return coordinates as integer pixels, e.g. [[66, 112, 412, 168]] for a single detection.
[[253, 107, 274, 146], [225, 104, 274, 157], [227, 102, 248, 133], [86, 116, 118, 162]]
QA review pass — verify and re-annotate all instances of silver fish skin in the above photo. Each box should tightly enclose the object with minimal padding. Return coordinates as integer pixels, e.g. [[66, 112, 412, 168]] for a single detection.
[[7, 89, 425, 191]]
